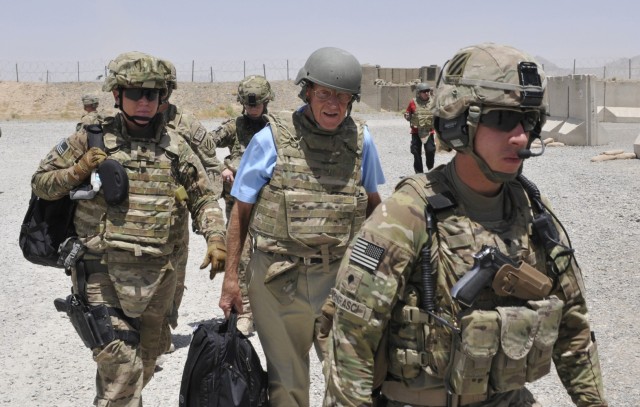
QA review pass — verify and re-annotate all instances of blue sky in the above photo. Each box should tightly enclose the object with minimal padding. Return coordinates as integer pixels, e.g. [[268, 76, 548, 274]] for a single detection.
[[2, 0, 637, 69]]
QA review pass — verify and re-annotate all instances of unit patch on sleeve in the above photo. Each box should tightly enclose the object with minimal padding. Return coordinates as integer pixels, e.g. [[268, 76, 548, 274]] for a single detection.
[[350, 237, 385, 272], [192, 125, 207, 144]]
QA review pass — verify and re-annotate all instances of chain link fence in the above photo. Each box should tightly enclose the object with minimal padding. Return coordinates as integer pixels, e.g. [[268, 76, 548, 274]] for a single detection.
[[2, 57, 640, 83], [541, 57, 640, 80], [0, 58, 307, 83]]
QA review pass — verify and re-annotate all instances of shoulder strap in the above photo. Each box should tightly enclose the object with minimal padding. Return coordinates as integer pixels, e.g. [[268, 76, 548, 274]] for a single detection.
[[85, 124, 105, 151]]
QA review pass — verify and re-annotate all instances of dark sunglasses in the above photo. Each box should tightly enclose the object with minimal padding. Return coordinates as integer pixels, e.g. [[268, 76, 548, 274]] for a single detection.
[[479, 109, 539, 132], [122, 88, 161, 102]]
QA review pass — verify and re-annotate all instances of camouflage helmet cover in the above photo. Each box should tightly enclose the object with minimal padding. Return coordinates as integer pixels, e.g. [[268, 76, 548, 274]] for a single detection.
[[159, 58, 178, 90], [295, 47, 362, 100], [102, 51, 168, 92], [433, 42, 548, 120], [433, 43, 549, 183], [237, 75, 274, 106], [81, 94, 99, 105]]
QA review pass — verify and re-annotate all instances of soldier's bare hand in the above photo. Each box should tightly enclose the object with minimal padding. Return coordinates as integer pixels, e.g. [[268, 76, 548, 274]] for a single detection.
[[221, 168, 234, 184]]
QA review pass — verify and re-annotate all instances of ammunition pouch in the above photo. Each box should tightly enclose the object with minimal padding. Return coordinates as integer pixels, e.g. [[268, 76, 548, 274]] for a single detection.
[[491, 262, 552, 300], [447, 297, 563, 396], [98, 159, 129, 206], [54, 294, 140, 349], [57, 237, 86, 271]]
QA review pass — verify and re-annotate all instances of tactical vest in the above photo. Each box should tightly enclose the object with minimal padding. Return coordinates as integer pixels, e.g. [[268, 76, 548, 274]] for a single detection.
[[74, 116, 185, 257], [235, 115, 266, 150], [250, 111, 368, 257], [409, 97, 434, 131], [383, 172, 564, 399]]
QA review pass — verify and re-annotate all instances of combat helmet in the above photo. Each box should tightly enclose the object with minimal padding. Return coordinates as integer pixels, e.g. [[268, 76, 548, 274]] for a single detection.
[[295, 47, 362, 103], [158, 58, 178, 102], [102, 51, 168, 125], [432, 42, 548, 182], [81, 94, 99, 106], [237, 75, 274, 108], [415, 82, 431, 95]]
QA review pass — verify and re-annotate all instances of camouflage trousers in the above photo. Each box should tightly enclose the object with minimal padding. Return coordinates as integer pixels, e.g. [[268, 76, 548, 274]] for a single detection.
[[380, 386, 540, 407], [247, 249, 338, 407], [167, 221, 189, 330], [75, 258, 176, 407]]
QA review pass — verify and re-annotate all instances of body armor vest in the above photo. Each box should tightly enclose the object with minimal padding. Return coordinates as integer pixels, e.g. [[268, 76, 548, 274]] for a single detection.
[[384, 172, 563, 398], [250, 110, 368, 257], [410, 97, 434, 131], [74, 116, 185, 257], [235, 115, 267, 149]]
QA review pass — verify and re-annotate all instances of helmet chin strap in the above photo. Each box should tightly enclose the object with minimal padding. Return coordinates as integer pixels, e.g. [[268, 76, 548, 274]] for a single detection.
[[464, 120, 522, 184], [116, 91, 155, 127], [470, 150, 522, 183]]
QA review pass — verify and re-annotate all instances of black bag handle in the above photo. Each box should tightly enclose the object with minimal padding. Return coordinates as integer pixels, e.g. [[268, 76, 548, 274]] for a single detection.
[[224, 307, 240, 364]]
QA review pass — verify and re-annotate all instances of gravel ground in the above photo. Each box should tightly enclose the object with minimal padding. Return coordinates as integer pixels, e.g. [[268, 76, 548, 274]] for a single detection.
[[0, 116, 638, 406]]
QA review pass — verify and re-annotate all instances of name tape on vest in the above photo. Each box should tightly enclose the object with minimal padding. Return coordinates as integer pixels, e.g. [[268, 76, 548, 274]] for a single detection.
[[331, 288, 372, 322]]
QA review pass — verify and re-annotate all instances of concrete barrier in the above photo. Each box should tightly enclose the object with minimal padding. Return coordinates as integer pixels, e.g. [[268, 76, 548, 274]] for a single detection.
[[543, 75, 609, 146], [596, 80, 640, 122]]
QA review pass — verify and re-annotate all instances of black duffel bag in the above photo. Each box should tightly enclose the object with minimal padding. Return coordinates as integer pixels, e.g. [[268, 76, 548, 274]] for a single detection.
[[19, 193, 76, 268], [179, 309, 269, 407]]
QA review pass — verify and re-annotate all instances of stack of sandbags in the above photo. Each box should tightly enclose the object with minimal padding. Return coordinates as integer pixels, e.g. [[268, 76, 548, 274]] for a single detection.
[[591, 149, 637, 162], [531, 137, 565, 149]]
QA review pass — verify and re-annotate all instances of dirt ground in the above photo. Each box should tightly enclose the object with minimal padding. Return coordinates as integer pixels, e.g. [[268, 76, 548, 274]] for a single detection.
[[0, 83, 638, 406]]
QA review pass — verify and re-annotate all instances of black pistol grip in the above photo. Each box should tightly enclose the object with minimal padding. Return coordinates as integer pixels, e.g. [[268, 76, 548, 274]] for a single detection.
[[54, 298, 68, 313]]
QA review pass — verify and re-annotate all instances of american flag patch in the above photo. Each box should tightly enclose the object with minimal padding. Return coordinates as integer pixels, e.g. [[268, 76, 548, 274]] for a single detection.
[[350, 237, 385, 272], [56, 139, 69, 156]]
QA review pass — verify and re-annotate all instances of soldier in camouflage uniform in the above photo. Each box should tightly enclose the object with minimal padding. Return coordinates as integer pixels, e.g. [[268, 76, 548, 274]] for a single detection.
[[219, 47, 386, 406], [76, 94, 104, 131], [156, 58, 225, 345], [212, 74, 275, 335], [404, 83, 436, 173], [32, 51, 226, 406], [324, 43, 608, 407]]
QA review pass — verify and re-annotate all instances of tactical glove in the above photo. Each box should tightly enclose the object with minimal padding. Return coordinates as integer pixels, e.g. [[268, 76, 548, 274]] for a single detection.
[[74, 147, 107, 180], [200, 235, 226, 279]]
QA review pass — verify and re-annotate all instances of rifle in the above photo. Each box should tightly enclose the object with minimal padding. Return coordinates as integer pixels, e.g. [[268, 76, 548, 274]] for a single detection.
[[451, 245, 552, 308]]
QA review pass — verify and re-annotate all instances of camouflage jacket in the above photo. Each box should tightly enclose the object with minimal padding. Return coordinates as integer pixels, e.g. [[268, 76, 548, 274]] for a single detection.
[[163, 104, 224, 194], [31, 113, 225, 254], [324, 163, 607, 407], [213, 115, 267, 173], [76, 111, 104, 132]]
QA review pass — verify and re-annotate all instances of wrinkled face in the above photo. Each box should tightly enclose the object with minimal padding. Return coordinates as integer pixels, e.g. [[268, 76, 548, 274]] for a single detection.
[[244, 103, 265, 119], [306, 83, 352, 130], [473, 122, 529, 175]]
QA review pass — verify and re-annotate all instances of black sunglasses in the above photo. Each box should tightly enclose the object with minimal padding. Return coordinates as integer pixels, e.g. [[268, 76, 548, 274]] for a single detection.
[[479, 109, 539, 132], [122, 88, 161, 102]]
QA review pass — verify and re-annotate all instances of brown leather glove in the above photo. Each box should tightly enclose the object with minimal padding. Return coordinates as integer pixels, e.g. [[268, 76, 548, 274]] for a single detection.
[[200, 235, 226, 279], [74, 147, 107, 180]]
